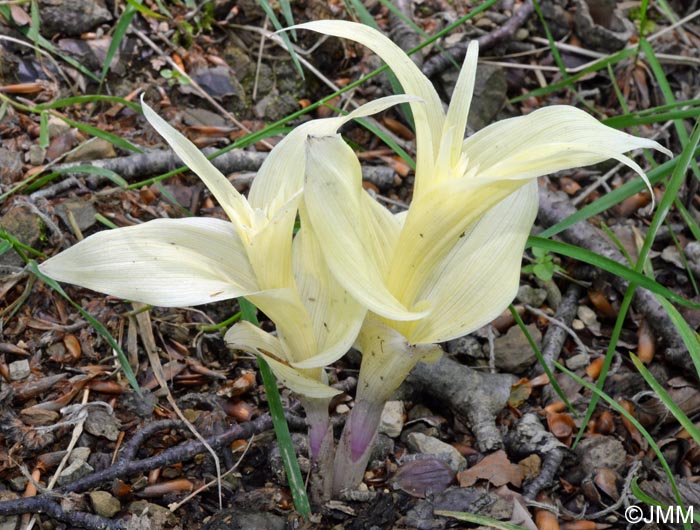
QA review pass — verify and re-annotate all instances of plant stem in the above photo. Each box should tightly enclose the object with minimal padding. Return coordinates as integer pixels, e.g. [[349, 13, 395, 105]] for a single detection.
[[330, 318, 443, 495], [332, 396, 385, 495]]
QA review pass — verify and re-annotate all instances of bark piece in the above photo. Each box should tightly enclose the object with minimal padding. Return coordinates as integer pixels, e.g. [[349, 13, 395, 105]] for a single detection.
[[408, 356, 516, 451], [537, 187, 692, 375]]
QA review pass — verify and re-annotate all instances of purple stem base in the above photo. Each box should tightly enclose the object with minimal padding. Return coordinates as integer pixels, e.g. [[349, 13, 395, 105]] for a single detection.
[[332, 397, 385, 495]]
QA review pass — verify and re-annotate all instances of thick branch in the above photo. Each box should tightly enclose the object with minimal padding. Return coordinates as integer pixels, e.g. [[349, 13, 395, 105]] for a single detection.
[[537, 187, 691, 373], [0, 414, 277, 518], [407, 356, 516, 451], [421, 0, 535, 78], [29, 148, 396, 200]]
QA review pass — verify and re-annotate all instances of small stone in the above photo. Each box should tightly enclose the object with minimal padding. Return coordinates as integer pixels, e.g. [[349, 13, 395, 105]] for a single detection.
[[661, 245, 685, 269], [566, 352, 590, 371], [39, 0, 112, 37], [64, 138, 116, 162], [128, 500, 181, 530], [492, 324, 541, 373], [47, 116, 71, 137], [577, 305, 601, 335], [407, 404, 433, 422], [446, 335, 482, 358], [516, 285, 548, 307], [89, 491, 120, 518], [378, 401, 404, 438], [468, 64, 507, 132], [8, 475, 28, 491], [573, 0, 634, 52], [369, 433, 395, 464], [575, 436, 626, 472], [0, 148, 22, 184], [8, 360, 30, 381], [28, 144, 46, 166], [55, 200, 97, 232], [84, 407, 120, 441], [406, 432, 466, 473], [685, 241, 700, 264], [515, 28, 529, 40], [57, 459, 94, 485], [572, 318, 585, 331], [69, 446, 91, 464]]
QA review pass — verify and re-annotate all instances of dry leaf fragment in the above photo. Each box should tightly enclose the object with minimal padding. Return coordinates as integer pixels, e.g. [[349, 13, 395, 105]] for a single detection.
[[518, 454, 541, 481], [457, 450, 524, 488], [535, 496, 559, 530], [546, 412, 576, 445], [587, 290, 617, 318], [594, 467, 620, 500], [595, 410, 615, 435], [382, 117, 415, 140], [586, 358, 604, 380], [391, 458, 454, 497], [138, 479, 195, 498], [618, 399, 645, 446], [509, 378, 532, 408], [637, 318, 655, 363]]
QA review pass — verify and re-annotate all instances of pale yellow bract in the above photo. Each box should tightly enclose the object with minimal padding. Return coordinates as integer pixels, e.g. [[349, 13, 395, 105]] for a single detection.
[[39, 18, 672, 496], [40, 93, 416, 402], [292, 21, 671, 493]]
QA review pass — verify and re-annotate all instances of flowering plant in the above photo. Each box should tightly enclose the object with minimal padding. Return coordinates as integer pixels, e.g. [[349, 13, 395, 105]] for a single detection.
[[40, 20, 670, 500]]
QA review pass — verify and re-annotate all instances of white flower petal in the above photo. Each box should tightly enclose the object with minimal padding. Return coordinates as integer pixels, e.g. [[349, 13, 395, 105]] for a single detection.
[[141, 98, 253, 228], [443, 40, 478, 170], [289, 216, 365, 369], [40, 218, 258, 307], [304, 134, 425, 321], [295, 20, 444, 198], [247, 192, 301, 289], [225, 321, 341, 399], [387, 177, 523, 309], [409, 181, 539, 343], [248, 94, 421, 212], [246, 288, 317, 366], [355, 316, 442, 403], [463, 106, 671, 187]]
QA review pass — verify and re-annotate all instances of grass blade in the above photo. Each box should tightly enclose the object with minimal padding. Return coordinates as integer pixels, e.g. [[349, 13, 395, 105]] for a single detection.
[[571, 118, 700, 448], [39, 111, 49, 149], [257, 0, 304, 79], [532, 0, 568, 78], [631, 480, 700, 524], [35, 95, 142, 112], [100, 3, 140, 84], [555, 360, 691, 530], [57, 115, 143, 153], [509, 305, 575, 415], [539, 145, 700, 239], [257, 355, 311, 517], [239, 297, 310, 517], [526, 236, 700, 310], [630, 353, 700, 444], [24, 165, 128, 193], [655, 295, 700, 381]]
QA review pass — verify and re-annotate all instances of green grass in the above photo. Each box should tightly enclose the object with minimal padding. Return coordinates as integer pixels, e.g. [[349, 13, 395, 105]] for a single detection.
[[238, 298, 311, 518]]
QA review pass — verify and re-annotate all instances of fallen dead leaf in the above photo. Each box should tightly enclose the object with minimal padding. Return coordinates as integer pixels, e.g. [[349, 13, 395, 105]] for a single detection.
[[457, 450, 523, 488]]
